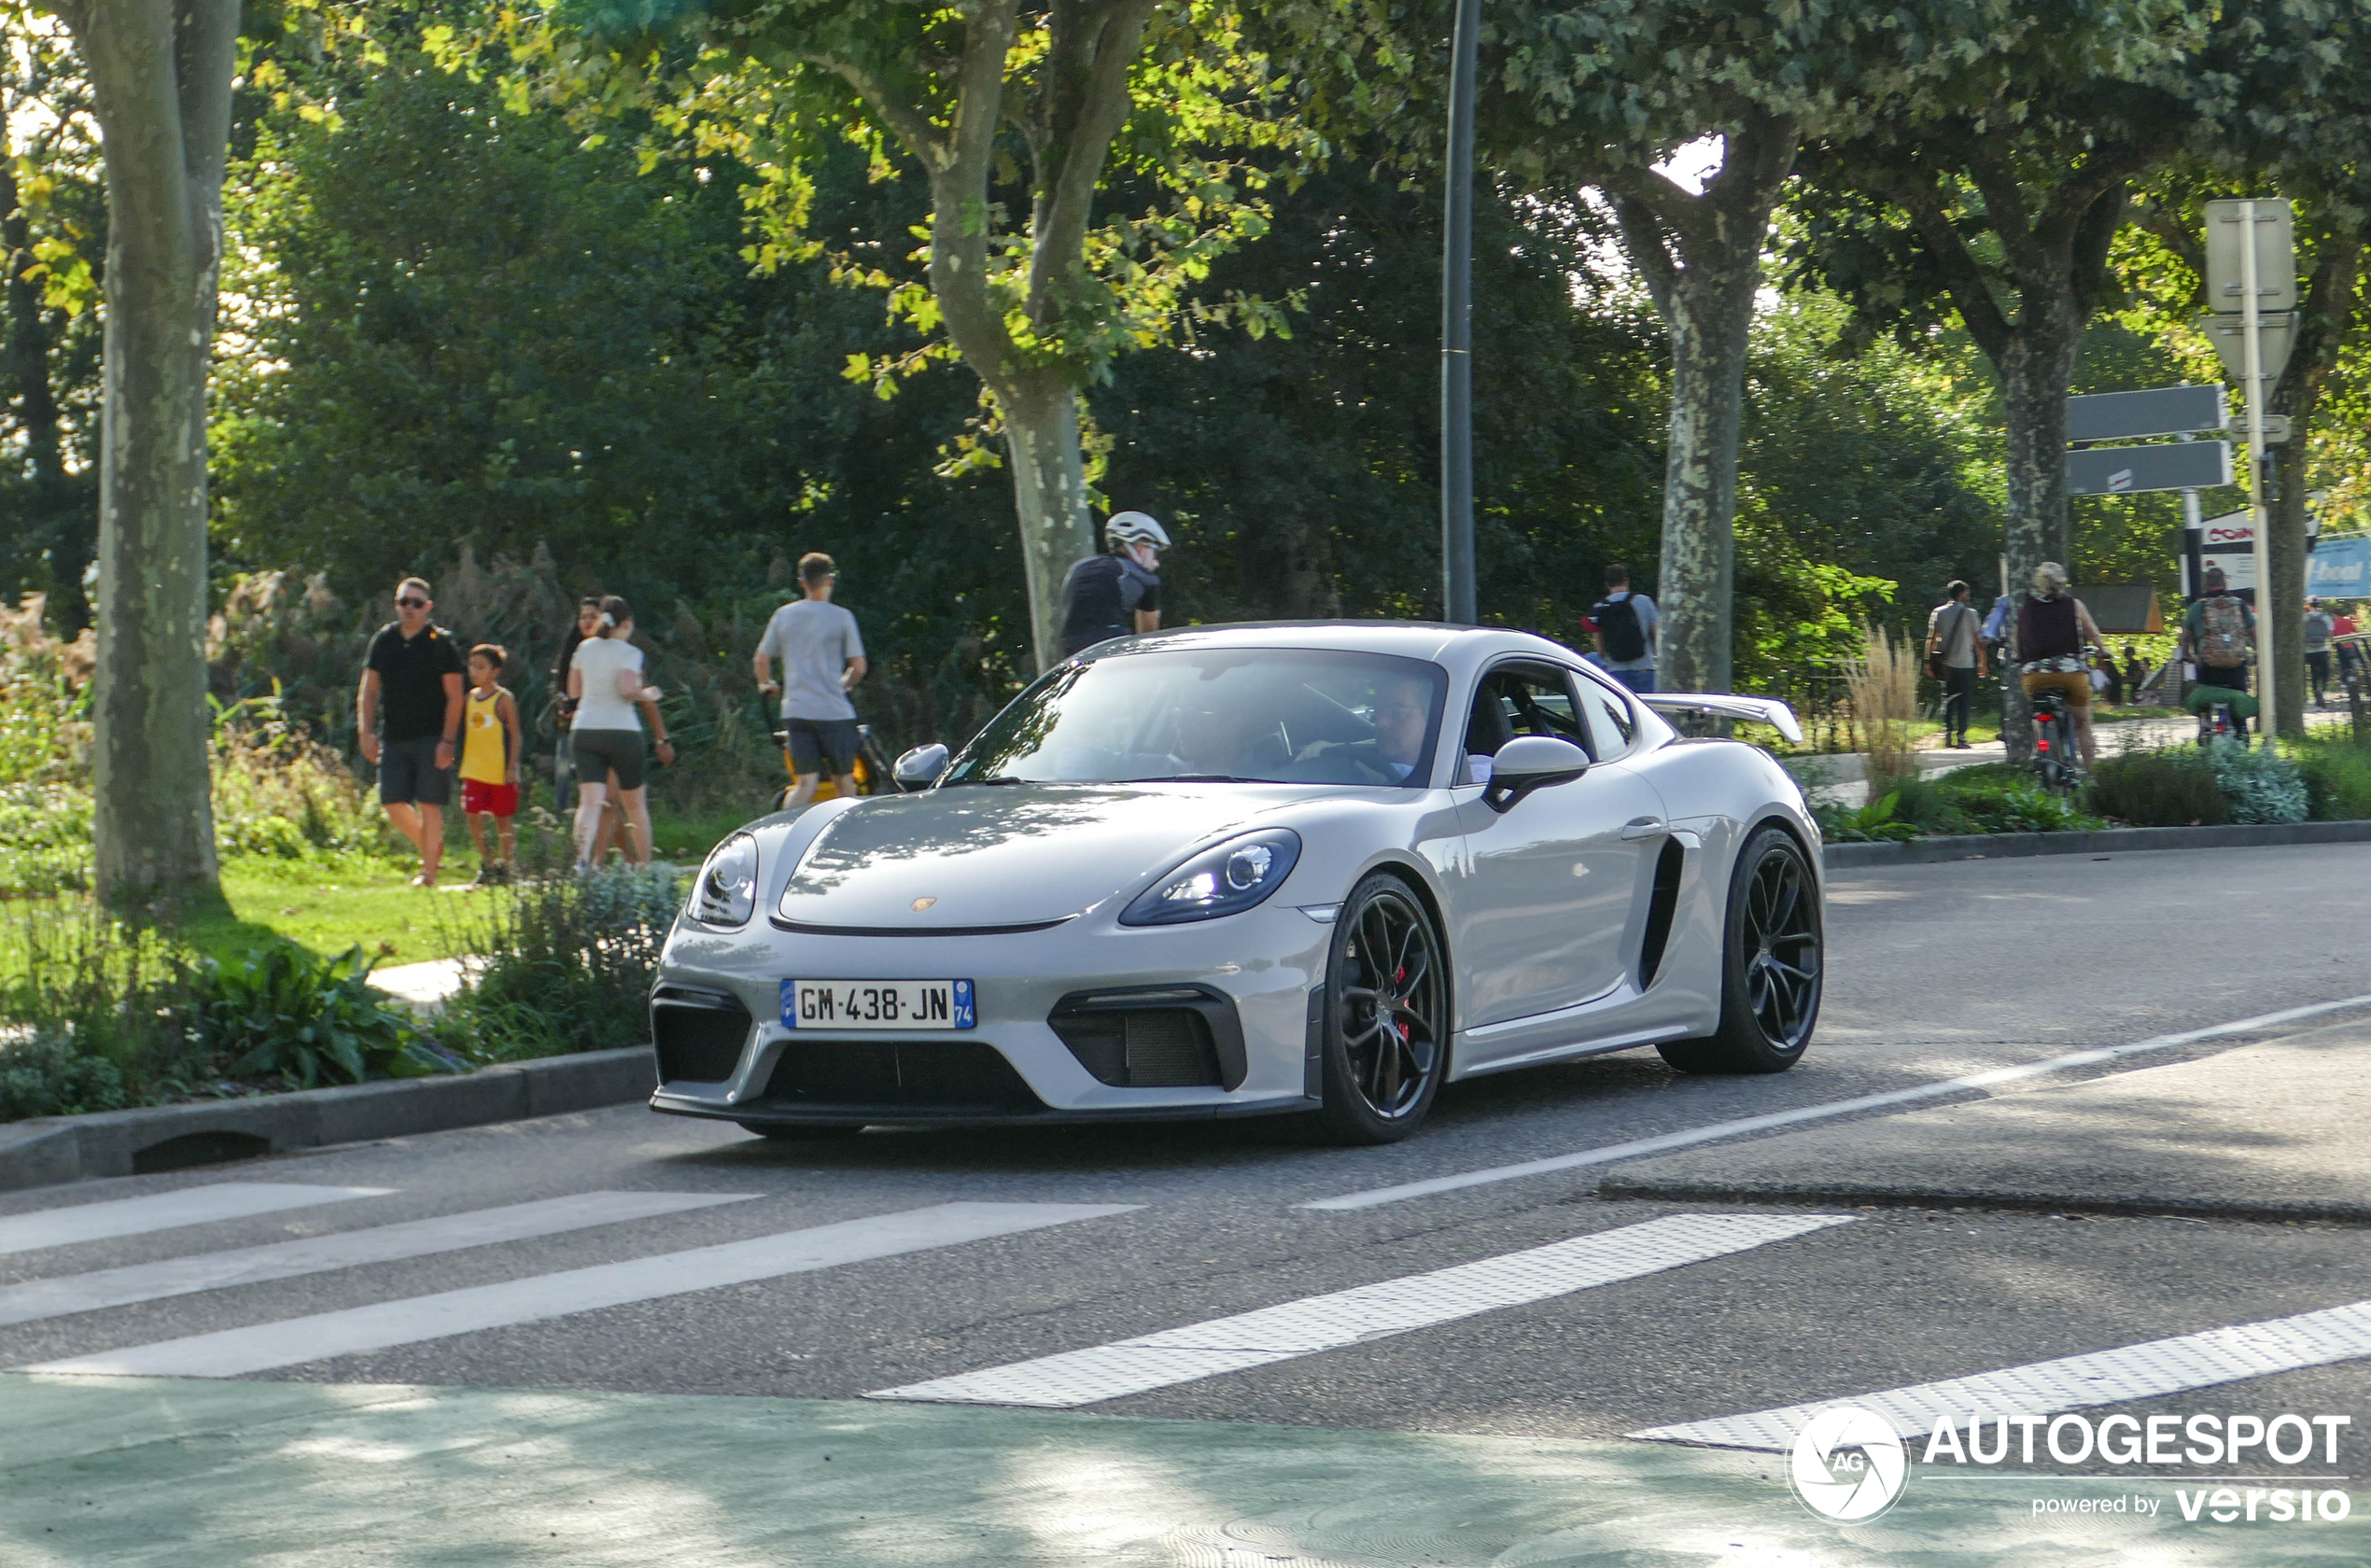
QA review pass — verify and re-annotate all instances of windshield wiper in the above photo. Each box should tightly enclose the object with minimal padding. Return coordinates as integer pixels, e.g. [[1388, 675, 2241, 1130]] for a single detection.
[[1129, 774, 1262, 783], [948, 775, 1033, 786]]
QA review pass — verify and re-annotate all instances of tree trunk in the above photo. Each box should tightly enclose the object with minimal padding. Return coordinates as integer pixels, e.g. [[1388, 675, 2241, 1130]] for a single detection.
[[66, 0, 239, 903], [1654, 257, 1759, 694], [1992, 319, 2080, 763], [1002, 379, 1098, 670], [0, 159, 87, 632]]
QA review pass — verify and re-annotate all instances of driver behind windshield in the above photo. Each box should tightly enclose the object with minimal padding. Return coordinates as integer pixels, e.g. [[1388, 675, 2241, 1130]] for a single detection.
[[1298, 676, 1431, 784]]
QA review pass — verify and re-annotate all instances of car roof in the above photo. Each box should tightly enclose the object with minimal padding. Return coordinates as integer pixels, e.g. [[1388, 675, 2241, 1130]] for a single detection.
[[1079, 620, 1586, 675]]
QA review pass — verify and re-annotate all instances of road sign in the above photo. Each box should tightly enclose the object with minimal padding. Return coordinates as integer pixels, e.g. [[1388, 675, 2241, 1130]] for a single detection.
[[2204, 198, 2295, 313], [2066, 385, 2227, 442], [2308, 536, 2371, 598], [2237, 413, 2292, 444], [2067, 441, 2231, 497], [2200, 312, 2295, 384]]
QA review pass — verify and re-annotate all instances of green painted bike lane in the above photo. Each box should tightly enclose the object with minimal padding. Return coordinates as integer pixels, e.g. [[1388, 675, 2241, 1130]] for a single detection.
[[3, 1374, 2363, 1565]]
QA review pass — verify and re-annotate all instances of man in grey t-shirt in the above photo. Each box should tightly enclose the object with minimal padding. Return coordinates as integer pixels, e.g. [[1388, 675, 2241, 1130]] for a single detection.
[[755, 552, 868, 806], [2304, 596, 2336, 707]]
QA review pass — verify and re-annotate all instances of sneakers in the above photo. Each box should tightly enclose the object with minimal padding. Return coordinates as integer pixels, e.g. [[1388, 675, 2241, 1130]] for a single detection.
[[470, 862, 512, 887]]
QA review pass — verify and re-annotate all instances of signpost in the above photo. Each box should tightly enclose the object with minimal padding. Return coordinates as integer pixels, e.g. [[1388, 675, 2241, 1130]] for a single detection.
[[2066, 441, 2232, 497], [2204, 197, 2294, 740], [2066, 385, 2227, 443]]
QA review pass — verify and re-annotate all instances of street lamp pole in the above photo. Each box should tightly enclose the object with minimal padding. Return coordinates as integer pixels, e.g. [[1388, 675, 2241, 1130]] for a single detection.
[[1440, 0, 1480, 626]]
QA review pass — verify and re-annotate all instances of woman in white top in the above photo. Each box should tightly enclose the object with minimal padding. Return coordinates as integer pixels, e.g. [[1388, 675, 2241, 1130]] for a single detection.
[[567, 596, 675, 867]]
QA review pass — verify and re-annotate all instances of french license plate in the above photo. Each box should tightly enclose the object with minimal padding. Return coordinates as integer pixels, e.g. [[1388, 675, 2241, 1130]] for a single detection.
[[781, 979, 975, 1030]]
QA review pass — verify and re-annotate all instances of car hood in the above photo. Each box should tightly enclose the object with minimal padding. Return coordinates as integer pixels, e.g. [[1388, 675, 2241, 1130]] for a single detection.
[[774, 783, 1328, 929]]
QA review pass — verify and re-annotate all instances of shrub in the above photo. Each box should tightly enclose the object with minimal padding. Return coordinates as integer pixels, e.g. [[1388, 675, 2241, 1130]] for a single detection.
[[0, 1029, 129, 1120], [0, 902, 205, 1095], [447, 863, 683, 1062], [2088, 749, 2229, 827], [190, 944, 452, 1089], [2205, 738, 2308, 824], [2294, 739, 2371, 821]]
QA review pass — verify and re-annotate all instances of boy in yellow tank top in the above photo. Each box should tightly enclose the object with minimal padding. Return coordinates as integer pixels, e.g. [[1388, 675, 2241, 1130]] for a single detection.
[[460, 644, 525, 884]]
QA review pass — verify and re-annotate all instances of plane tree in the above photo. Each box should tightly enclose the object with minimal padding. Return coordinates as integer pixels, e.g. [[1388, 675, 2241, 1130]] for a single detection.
[[479, 1, 1307, 671]]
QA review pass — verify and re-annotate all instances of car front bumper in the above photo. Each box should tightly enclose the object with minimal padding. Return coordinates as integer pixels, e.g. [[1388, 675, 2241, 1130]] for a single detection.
[[649, 900, 1335, 1127]]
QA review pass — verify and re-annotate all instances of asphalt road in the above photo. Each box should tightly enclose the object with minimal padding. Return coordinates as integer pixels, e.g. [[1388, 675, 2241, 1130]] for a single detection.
[[5, 842, 2370, 1561]]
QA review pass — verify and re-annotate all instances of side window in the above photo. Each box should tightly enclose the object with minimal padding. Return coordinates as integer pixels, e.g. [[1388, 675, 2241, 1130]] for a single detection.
[[1461, 664, 1591, 780], [1571, 668, 1637, 760]]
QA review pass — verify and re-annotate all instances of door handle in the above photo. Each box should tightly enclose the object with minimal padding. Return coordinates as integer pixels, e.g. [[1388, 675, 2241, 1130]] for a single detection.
[[1620, 816, 1667, 840]]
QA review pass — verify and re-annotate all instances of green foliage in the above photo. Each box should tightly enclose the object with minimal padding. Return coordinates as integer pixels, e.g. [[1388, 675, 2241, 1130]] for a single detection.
[[2087, 748, 2229, 827], [2204, 738, 2309, 825], [0, 901, 205, 1103], [2294, 739, 2371, 822], [191, 944, 449, 1090], [1819, 763, 2108, 839], [448, 863, 683, 1063], [0, 1028, 127, 1121]]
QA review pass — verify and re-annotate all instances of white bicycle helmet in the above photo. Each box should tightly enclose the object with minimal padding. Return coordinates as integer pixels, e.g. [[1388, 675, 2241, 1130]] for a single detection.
[[1105, 511, 1172, 551]]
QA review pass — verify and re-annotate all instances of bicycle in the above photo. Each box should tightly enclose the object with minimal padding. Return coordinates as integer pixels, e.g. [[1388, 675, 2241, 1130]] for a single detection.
[[769, 721, 895, 812], [2028, 686, 2083, 796]]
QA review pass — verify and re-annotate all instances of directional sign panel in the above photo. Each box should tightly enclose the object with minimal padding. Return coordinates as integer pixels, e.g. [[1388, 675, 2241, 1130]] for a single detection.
[[2067, 441, 2231, 497], [2204, 198, 2295, 314], [2067, 385, 2227, 443]]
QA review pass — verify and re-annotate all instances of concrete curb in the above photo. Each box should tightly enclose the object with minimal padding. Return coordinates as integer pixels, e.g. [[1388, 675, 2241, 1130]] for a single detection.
[[0, 1046, 654, 1194], [1823, 818, 2371, 869], [1594, 1178, 2371, 1227]]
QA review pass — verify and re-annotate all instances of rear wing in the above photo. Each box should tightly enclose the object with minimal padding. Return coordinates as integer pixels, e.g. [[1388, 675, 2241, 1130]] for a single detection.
[[1635, 693, 1803, 746]]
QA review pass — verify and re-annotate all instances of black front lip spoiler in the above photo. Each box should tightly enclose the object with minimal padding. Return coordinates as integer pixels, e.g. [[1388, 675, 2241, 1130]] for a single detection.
[[650, 1091, 1320, 1130]]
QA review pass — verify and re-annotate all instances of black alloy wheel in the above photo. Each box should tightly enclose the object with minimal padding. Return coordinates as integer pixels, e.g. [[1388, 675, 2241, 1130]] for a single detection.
[[1659, 824, 1821, 1074], [1315, 872, 1449, 1143]]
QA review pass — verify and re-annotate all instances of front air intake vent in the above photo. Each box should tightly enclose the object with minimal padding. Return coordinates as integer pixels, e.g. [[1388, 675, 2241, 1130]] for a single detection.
[[758, 1040, 1044, 1113], [1049, 986, 1245, 1089], [652, 986, 753, 1085]]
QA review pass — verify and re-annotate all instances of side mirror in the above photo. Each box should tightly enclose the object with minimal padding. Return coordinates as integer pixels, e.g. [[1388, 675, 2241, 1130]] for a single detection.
[[892, 743, 951, 792], [1482, 735, 1589, 813]]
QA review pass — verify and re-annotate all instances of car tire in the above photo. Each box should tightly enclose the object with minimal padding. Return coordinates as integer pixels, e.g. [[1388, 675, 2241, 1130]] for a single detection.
[[1312, 872, 1450, 1144], [1657, 823, 1821, 1075], [736, 1122, 863, 1141]]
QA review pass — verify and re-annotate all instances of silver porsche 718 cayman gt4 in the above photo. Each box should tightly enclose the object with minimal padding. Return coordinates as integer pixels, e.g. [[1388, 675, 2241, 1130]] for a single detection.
[[652, 623, 1821, 1144]]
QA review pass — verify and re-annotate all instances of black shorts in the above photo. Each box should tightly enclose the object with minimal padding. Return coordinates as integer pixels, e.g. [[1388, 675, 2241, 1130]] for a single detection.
[[377, 735, 453, 806], [786, 717, 861, 776], [571, 728, 646, 792]]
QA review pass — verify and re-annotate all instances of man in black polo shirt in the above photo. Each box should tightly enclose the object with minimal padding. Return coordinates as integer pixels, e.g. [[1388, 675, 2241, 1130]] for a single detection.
[[358, 576, 467, 887]]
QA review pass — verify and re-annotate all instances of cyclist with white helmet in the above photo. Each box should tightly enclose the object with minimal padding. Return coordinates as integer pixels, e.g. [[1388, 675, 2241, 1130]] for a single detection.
[[1059, 511, 1170, 657]]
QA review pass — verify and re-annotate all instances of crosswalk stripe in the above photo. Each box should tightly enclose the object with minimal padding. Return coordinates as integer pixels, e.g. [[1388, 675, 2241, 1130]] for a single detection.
[[0, 1191, 756, 1327], [19, 1200, 1135, 1378], [0, 1183, 394, 1256], [864, 1211, 1853, 1409], [1298, 992, 2371, 1211], [1630, 1295, 2371, 1451]]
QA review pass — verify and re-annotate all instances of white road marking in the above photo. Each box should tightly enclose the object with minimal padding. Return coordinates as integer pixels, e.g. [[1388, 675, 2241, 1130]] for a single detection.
[[0, 1192, 756, 1327], [864, 1211, 1852, 1408], [0, 1183, 394, 1255], [1632, 1296, 2371, 1452], [20, 1201, 1134, 1378], [1300, 992, 2371, 1211]]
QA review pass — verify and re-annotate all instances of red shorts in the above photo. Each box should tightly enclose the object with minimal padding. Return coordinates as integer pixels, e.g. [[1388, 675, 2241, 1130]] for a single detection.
[[462, 778, 518, 819]]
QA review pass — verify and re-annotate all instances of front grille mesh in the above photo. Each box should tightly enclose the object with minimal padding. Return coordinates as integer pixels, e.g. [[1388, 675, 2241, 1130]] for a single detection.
[[1050, 1008, 1221, 1088], [760, 1040, 1044, 1113]]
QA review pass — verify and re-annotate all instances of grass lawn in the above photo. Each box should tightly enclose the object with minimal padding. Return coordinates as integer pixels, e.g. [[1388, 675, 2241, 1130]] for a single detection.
[[207, 861, 493, 964]]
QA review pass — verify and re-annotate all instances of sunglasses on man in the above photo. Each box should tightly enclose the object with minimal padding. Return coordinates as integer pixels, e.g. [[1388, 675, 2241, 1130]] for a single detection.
[[398, 596, 428, 609]]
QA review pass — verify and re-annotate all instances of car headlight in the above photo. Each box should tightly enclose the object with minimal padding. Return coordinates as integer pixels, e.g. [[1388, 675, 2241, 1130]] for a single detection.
[[692, 833, 759, 927], [1120, 829, 1301, 927]]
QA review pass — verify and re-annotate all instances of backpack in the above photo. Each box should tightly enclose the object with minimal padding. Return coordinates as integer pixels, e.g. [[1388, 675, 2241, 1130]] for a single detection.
[[1597, 595, 1648, 663], [2197, 595, 2248, 668]]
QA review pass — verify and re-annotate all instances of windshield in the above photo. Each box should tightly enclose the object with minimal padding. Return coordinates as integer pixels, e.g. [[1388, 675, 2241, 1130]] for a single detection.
[[941, 647, 1451, 788]]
